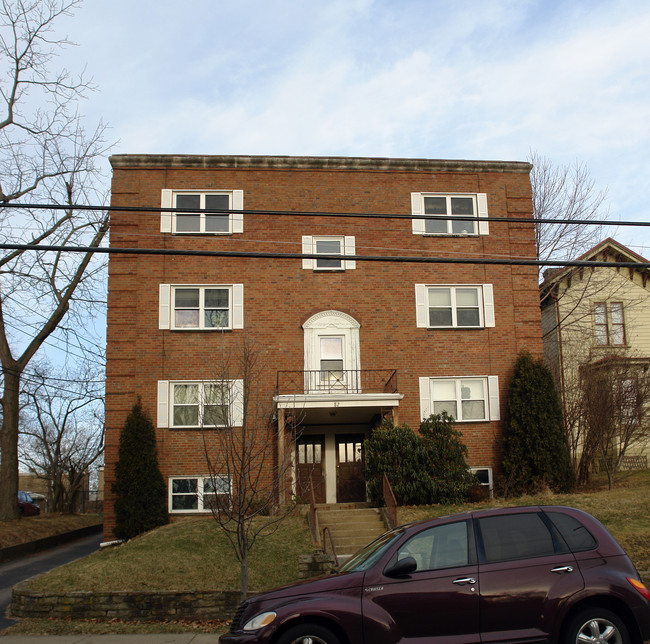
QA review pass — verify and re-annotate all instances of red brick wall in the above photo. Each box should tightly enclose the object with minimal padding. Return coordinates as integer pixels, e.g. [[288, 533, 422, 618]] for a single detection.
[[104, 156, 542, 538]]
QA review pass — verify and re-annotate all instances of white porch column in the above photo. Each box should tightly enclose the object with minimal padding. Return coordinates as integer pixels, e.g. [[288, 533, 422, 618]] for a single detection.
[[324, 433, 337, 504]]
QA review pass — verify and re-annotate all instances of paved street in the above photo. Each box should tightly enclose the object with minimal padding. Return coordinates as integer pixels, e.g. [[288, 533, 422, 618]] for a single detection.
[[0, 533, 103, 630]]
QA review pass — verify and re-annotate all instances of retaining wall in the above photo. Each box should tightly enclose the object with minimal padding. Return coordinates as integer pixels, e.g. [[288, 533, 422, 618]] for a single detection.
[[12, 551, 335, 621]]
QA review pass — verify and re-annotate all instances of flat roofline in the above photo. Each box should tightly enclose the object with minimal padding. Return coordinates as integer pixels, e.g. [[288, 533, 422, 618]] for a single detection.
[[109, 154, 531, 174]]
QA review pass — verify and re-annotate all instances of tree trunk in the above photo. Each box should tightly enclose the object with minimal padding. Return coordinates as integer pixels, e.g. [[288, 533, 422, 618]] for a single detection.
[[240, 551, 248, 603], [0, 367, 21, 519]]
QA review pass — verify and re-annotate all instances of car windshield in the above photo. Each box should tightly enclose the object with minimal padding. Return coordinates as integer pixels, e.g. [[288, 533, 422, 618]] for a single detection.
[[338, 527, 405, 573]]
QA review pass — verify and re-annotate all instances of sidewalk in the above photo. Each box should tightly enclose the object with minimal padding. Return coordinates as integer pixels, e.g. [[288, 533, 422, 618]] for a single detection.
[[0, 635, 222, 643]]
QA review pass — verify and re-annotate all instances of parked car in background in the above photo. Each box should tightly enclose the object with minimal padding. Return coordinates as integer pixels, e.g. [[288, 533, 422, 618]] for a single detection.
[[17, 490, 40, 516], [221, 506, 650, 644]]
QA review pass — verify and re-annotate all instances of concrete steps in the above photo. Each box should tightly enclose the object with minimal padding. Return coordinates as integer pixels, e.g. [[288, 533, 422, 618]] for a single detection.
[[317, 506, 387, 555]]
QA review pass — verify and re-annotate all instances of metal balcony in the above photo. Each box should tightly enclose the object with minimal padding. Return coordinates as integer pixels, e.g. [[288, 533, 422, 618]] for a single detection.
[[276, 369, 398, 396]]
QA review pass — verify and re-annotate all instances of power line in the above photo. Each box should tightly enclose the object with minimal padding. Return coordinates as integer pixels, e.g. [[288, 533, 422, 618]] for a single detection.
[[1, 200, 649, 227], [0, 242, 649, 268]]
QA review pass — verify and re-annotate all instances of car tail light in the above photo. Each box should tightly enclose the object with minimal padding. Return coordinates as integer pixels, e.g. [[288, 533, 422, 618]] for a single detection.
[[628, 577, 650, 601]]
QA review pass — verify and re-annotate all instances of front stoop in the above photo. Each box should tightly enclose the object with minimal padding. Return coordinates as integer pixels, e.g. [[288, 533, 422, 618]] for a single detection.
[[317, 506, 387, 555]]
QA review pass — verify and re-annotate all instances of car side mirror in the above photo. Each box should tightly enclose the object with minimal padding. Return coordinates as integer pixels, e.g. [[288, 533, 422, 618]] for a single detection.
[[385, 556, 417, 578]]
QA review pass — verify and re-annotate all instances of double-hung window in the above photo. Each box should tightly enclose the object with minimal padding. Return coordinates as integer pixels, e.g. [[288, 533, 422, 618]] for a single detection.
[[419, 376, 500, 422], [302, 236, 356, 271], [415, 284, 495, 328], [159, 284, 244, 330], [169, 476, 230, 513], [157, 380, 244, 428], [160, 189, 244, 234], [594, 302, 625, 346], [411, 193, 488, 236]]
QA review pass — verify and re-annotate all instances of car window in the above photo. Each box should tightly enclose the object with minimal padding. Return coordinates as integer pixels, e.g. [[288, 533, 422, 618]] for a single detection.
[[545, 511, 597, 552], [396, 521, 469, 571], [339, 527, 405, 573], [478, 512, 555, 563]]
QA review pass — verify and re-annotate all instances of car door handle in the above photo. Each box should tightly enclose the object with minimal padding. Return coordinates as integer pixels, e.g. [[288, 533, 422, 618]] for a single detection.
[[453, 577, 476, 585], [551, 566, 574, 573]]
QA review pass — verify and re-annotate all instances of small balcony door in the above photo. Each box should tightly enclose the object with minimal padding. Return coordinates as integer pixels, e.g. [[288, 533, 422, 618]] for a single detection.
[[319, 336, 345, 389], [303, 310, 361, 394]]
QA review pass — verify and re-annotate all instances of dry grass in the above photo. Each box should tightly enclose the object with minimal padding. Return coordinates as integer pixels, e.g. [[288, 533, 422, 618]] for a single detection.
[[24, 513, 313, 593], [6, 473, 650, 636], [0, 513, 102, 549], [397, 470, 650, 572]]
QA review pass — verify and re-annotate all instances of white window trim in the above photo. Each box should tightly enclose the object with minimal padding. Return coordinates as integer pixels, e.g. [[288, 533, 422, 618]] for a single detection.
[[303, 311, 361, 393], [469, 467, 494, 497], [168, 475, 231, 514], [302, 235, 356, 270], [415, 284, 495, 329], [161, 189, 244, 234], [419, 375, 500, 422], [157, 379, 244, 428], [159, 284, 244, 331], [411, 192, 488, 236]]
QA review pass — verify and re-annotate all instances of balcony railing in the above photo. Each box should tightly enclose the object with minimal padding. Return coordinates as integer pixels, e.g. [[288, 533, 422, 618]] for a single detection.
[[276, 369, 398, 396]]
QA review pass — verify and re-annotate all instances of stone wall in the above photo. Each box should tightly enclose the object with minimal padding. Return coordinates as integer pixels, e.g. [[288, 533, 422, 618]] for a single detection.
[[11, 586, 243, 621], [12, 551, 335, 621], [297, 552, 337, 579]]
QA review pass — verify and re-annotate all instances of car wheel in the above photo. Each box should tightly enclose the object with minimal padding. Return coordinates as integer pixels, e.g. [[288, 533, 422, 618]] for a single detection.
[[276, 623, 341, 644], [564, 608, 630, 644]]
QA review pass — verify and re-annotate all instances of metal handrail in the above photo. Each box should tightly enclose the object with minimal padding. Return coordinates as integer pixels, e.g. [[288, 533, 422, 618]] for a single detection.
[[383, 472, 398, 529], [322, 526, 339, 567], [308, 480, 320, 547]]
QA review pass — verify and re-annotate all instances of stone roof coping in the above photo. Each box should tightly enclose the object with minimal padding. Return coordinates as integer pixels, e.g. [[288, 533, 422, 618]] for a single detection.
[[109, 154, 532, 174]]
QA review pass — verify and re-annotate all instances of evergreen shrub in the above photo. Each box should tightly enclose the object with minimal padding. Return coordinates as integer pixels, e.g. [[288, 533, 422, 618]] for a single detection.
[[502, 351, 574, 495], [112, 400, 168, 540]]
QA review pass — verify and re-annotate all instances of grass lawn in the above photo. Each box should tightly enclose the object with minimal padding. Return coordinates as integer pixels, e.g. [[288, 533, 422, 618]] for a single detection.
[[23, 512, 314, 593], [5, 470, 650, 635], [0, 513, 102, 549], [396, 469, 650, 573]]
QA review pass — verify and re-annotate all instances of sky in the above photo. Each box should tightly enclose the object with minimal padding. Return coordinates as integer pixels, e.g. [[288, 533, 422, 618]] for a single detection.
[[56, 0, 650, 255]]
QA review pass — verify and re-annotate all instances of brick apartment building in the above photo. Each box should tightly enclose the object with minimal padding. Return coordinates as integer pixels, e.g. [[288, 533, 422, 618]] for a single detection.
[[104, 154, 543, 538]]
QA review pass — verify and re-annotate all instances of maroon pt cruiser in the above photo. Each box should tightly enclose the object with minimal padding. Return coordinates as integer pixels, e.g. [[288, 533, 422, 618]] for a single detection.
[[221, 506, 650, 644]]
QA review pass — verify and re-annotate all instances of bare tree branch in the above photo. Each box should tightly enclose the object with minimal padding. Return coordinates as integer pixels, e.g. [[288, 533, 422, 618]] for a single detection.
[[200, 336, 296, 601], [529, 151, 610, 264], [0, 0, 111, 520]]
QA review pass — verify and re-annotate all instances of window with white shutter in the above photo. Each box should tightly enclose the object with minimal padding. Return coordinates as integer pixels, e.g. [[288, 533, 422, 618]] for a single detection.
[[415, 284, 495, 329], [159, 284, 244, 330], [160, 189, 244, 234], [411, 193, 488, 236], [419, 376, 500, 422], [302, 236, 356, 271]]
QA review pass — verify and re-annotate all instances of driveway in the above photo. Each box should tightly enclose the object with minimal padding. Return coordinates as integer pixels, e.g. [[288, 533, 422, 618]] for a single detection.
[[0, 532, 103, 629]]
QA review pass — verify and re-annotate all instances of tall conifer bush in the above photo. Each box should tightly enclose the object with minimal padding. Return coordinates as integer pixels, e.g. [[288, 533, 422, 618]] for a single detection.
[[502, 351, 574, 495], [112, 400, 168, 540]]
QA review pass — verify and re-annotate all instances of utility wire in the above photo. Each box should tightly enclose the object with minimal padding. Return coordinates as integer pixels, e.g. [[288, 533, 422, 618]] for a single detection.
[[1, 243, 649, 268], [1, 201, 649, 227]]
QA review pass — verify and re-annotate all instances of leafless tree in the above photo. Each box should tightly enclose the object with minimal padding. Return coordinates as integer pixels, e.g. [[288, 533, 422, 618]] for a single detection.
[[579, 356, 650, 489], [0, 0, 110, 519], [19, 361, 104, 512], [201, 337, 295, 601], [529, 151, 609, 264]]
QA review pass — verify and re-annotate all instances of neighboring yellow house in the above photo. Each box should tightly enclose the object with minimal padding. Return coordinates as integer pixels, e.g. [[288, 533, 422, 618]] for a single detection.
[[540, 239, 650, 480]]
